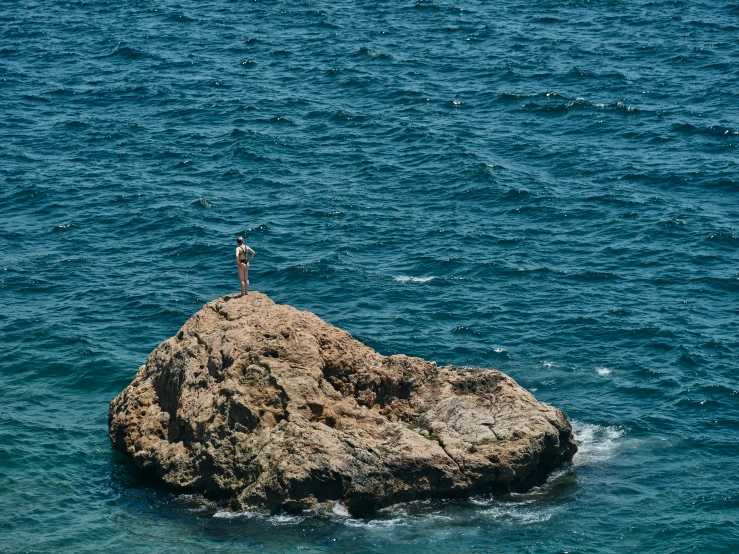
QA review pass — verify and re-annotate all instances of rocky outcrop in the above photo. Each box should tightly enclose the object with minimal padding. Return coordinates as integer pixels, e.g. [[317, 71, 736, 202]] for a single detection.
[[109, 292, 577, 514]]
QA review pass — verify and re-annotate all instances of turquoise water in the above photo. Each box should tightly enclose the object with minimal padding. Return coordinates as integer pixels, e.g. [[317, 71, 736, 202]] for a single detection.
[[2, 0, 738, 551]]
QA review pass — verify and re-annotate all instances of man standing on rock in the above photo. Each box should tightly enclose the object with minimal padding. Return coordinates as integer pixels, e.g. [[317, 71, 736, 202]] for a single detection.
[[235, 237, 255, 296]]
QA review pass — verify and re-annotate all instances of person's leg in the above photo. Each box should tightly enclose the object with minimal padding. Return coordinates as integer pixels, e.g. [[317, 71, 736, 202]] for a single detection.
[[244, 264, 250, 294], [238, 264, 247, 295]]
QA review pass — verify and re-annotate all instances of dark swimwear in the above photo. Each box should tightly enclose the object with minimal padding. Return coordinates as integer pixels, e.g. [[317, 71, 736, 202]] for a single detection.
[[238, 245, 249, 265]]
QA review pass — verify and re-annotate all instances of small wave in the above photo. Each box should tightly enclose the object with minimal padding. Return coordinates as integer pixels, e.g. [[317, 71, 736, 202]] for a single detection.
[[520, 95, 643, 115], [243, 223, 268, 234], [566, 270, 617, 282], [22, 94, 50, 103], [213, 509, 305, 524], [393, 275, 436, 283], [329, 111, 366, 122], [483, 161, 505, 170], [672, 122, 739, 137], [413, 0, 441, 10], [706, 230, 739, 246], [595, 366, 612, 376], [47, 87, 76, 96], [264, 115, 295, 125], [343, 515, 407, 528], [613, 101, 639, 114], [470, 495, 552, 523], [103, 46, 148, 59], [63, 120, 90, 129], [497, 92, 526, 102], [453, 326, 482, 336], [168, 13, 196, 23], [489, 347, 512, 359], [60, 257, 88, 264], [480, 504, 552, 524], [584, 194, 645, 207], [501, 187, 533, 200], [572, 421, 625, 464], [358, 46, 379, 57], [705, 179, 739, 191]]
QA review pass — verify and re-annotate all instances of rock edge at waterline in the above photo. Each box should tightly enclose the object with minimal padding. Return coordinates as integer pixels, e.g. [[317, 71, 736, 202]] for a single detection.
[[109, 292, 577, 514]]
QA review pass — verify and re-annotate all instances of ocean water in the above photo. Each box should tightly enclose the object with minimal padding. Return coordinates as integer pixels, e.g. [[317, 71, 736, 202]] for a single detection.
[[1, 0, 738, 551]]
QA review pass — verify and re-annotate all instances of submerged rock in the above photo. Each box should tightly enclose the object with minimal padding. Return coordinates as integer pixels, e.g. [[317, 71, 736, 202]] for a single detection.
[[109, 292, 577, 514]]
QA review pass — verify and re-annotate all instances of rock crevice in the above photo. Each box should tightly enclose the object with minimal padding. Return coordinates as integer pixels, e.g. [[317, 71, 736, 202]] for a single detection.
[[109, 292, 577, 514]]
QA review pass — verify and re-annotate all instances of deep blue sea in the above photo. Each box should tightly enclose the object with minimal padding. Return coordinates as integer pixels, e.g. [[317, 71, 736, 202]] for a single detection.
[[2, 0, 738, 552]]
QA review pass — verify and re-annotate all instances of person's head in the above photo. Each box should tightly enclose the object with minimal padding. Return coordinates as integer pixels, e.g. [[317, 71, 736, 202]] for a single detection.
[[236, 237, 244, 245]]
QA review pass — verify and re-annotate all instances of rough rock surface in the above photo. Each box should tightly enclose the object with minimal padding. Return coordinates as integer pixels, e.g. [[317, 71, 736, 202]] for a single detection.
[[109, 292, 577, 514]]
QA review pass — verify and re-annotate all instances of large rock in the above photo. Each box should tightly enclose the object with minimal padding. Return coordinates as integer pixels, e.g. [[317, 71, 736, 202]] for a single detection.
[[109, 292, 577, 514]]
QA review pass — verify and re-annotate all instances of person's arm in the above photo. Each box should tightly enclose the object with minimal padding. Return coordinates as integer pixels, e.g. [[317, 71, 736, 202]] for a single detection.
[[246, 246, 256, 262], [235, 247, 241, 267]]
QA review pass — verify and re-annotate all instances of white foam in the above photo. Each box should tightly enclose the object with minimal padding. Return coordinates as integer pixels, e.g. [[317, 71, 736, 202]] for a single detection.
[[331, 503, 350, 517], [213, 509, 304, 524], [572, 420, 625, 464], [480, 502, 552, 524], [542, 361, 556, 368], [343, 516, 406, 528], [271, 513, 304, 524], [616, 101, 637, 112], [595, 366, 612, 376], [213, 509, 257, 519], [393, 275, 436, 283]]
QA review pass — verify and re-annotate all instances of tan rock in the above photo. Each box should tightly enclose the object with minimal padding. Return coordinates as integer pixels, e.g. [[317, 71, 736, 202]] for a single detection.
[[109, 292, 577, 514]]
